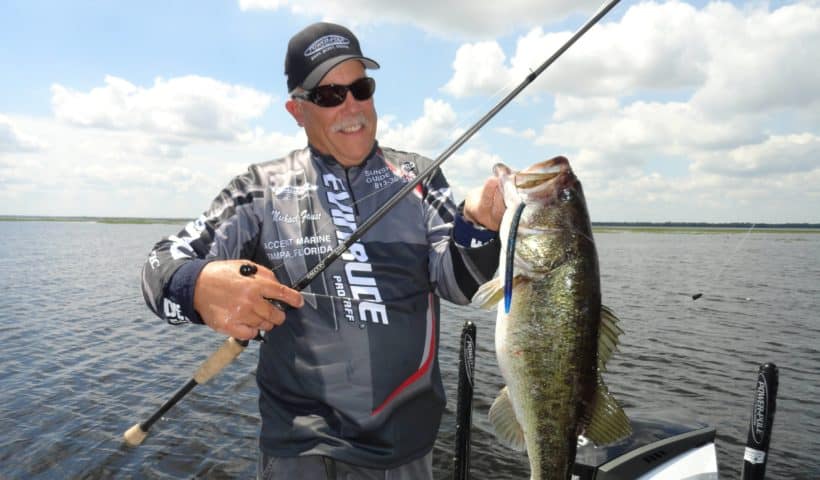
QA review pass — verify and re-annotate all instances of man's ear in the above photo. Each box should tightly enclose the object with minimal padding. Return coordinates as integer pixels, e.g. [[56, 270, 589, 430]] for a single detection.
[[286, 99, 304, 127]]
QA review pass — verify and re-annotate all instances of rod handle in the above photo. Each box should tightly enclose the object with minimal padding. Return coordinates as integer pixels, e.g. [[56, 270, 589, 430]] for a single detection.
[[193, 337, 248, 384], [123, 423, 149, 447], [741, 362, 778, 479], [453, 321, 477, 480]]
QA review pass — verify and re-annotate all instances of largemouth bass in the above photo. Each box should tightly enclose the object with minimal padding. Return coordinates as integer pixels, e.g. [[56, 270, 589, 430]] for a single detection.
[[473, 156, 631, 479]]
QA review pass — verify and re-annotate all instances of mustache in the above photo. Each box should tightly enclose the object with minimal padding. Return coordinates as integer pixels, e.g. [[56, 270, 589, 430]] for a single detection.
[[331, 113, 370, 133]]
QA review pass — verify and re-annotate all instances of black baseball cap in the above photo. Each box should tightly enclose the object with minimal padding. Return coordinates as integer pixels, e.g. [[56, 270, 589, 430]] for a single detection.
[[285, 22, 380, 92]]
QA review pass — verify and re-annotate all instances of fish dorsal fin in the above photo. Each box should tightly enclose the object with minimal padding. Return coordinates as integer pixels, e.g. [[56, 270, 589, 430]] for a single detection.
[[597, 305, 624, 372], [582, 375, 632, 445], [488, 386, 527, 452]]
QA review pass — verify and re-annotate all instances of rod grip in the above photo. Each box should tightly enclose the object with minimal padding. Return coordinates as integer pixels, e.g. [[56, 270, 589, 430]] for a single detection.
[[193, 337, 248, 384], [453, 321, 477, 480], [741, 362, 778, 480], [123, 423, 149, 447]]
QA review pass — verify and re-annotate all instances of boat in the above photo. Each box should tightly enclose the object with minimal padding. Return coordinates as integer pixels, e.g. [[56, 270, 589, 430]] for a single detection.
[[572, 417, 718, 479]]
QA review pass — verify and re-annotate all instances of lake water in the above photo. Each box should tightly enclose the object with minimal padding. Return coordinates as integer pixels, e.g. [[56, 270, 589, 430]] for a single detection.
[[0, 221, 817, 479]]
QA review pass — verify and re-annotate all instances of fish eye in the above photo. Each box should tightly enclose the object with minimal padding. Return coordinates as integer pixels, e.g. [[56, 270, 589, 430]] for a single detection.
[[559, 188, 573, 202]]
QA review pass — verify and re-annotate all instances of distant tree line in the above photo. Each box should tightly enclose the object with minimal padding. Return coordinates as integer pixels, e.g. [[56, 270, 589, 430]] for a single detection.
[[592, 222, 820, 229], [2, 216, 819, 229]]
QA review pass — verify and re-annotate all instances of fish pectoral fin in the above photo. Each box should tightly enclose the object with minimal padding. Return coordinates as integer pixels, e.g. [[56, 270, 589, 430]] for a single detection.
[[472, 277, 504, 309], [581, 376, 632, 446], [597, 305, 624, 372], [488, 386, 527, 452], [472, 277, 528, 310]]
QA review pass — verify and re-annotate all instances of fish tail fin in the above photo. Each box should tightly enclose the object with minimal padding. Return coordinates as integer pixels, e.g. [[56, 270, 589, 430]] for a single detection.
[[488, 386, 527, 452]]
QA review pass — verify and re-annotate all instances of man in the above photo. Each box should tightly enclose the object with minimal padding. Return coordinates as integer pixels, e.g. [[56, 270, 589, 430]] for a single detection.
[[141, 22, 505, 479]]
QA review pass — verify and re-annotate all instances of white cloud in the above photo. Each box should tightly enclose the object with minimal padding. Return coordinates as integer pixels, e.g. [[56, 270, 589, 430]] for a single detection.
[[4, 1, 819, 223], [494, 126, 536, 140], [378, 98, 458, 156], [238, 0, 601, 37], [692, 133, 820, 177], [536, 101, 762, 167], [444, 0, 820, 110], [442, 41, 512, 97], [0, 114, 46, 152], [453, 1, 820, 223], [443, 1, 710, 98], [585, 164, 820, 223], [442, 148, 504, 202], [73, 162, 205, 193], [51, 75, 273, 143], [0, 110, 306, 218], [553, 95, 619, 121], [692, 1, 820, 117]]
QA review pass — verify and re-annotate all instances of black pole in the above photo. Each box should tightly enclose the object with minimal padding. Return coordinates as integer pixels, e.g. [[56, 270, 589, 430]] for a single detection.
[[741, 362, 778, 479], [453, 322, 477, 480], [140, 379, 198, 432]]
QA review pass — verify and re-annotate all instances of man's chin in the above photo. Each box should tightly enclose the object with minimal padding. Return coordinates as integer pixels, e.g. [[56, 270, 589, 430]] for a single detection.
[[336, 137, 375, 159]]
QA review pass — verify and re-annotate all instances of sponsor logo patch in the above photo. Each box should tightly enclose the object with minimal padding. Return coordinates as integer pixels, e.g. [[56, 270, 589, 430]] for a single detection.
[[163, 298, 190, 324], [304, 35, 350, 59], [269, 171, 316, 200], [272, 183, 317, 199], [400, 161, 418, 181], [322, 172, 389, 327]]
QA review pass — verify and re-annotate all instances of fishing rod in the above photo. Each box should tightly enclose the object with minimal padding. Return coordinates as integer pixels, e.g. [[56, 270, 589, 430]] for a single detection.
[[123, 336, 248, 446], [741, 363, 778, 479], [123, 0, 622, 447], [453, 322, 477, 480]]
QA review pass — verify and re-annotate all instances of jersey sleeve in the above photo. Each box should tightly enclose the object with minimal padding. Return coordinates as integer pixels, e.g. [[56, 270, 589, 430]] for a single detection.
[[140, 166, 266, 325], [422, 166, 500, 305]]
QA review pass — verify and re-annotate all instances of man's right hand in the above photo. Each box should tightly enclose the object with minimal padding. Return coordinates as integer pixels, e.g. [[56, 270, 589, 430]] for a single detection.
[[193, 260, 304, 340]]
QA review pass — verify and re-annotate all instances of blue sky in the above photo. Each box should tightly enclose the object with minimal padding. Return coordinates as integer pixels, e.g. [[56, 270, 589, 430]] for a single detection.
[[1, 0, 818, 222]]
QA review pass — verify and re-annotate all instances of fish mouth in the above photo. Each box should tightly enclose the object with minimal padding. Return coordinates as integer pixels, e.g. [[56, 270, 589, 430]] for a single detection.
[[515, 156, 575, 195], [495, 156, 578, 207]]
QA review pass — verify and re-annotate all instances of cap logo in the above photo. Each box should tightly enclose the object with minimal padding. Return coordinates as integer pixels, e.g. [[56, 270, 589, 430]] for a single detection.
[[304, 35, 350, 59]]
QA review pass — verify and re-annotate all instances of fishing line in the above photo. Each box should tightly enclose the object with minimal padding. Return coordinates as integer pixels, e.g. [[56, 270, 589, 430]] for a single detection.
[[691, 223, 756, 301]]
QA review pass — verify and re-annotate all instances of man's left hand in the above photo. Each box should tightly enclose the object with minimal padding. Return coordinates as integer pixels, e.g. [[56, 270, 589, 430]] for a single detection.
[[463, 176, 505, 232]]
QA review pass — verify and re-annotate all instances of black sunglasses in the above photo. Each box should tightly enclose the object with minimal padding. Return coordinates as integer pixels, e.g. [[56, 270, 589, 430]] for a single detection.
[[293, 77, 376, 108]]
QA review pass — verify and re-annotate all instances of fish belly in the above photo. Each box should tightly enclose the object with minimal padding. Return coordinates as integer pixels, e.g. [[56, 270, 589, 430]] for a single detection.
[[500, 268, 597, 479]]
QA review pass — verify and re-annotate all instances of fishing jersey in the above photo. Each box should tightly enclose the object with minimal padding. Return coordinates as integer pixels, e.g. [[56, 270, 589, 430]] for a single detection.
[[141, 143, 500, 468]]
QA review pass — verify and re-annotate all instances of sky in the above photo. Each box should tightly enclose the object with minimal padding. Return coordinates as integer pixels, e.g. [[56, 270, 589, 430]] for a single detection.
[[1, 0, 818, 223]]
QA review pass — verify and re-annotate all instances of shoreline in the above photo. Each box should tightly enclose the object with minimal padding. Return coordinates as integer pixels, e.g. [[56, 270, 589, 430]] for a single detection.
[[592, 225, 820, 234], [2, 215, 819, 233], [0, 215, 189, 225], [0, 215, 820, 233]]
